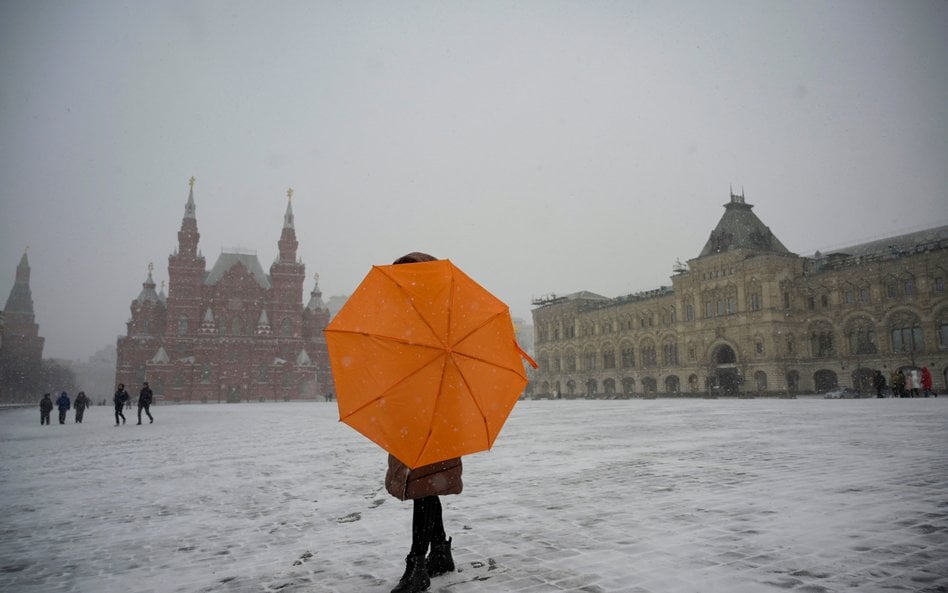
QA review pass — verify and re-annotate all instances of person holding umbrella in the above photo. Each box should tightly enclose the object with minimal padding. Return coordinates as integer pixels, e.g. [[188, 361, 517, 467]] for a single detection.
[[384, 252, 460, 593], [325, 251, 536, 593]]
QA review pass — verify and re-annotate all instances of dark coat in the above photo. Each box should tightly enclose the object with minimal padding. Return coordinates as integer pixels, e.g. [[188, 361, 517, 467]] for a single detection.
[[138, 387, 153, 406], [114, 389, 129, 408], [55, 393, 71, 411], [385, 454, 463, 501], [74, 393, 89, 411], [40, 396, 53, 413]]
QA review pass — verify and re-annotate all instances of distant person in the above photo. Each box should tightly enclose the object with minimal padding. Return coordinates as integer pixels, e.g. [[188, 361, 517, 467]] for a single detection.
[[908, 368, 921, 397], [921, 366, 934, 397], [137, 382, 154, 425], [114, 384, 129, 426], [39, 393, 53, 425], [893, 370, 906, 398], [55, 391, 71, 424], [873, 370, 887, 398], [74, 391, 90, 423]]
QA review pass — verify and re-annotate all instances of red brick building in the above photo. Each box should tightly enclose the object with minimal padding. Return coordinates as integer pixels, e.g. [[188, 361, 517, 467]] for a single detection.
[[115, 181, 333, 402], [0, 250, 46, 401]]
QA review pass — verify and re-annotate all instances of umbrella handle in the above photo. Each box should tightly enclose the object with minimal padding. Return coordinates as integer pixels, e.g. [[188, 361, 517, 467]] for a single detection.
[[515, 340, 538, 369]]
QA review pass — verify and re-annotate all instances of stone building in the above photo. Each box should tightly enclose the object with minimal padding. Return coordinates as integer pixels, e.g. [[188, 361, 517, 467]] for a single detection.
[[0, 250, 46, 401], [531, 192, 948, 397], [115, 181, 333, 402]]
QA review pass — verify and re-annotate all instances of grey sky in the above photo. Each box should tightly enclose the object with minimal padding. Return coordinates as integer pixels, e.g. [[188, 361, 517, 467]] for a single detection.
[[2, 0, 946, 361]]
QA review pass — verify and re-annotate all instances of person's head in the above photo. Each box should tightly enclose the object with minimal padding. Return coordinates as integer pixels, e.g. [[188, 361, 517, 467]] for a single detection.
[[392, 252, 437, 265], [43, 393, 50, 398], [118, 383, 124, 389], [143, 382, 149, 387]]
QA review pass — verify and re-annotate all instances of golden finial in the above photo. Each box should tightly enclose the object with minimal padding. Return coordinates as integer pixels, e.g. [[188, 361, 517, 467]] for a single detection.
[[148, 262, 154, 273], [189, 176, 196, 189], [287, 187, 294, 200], [313, 272, 319, 284]]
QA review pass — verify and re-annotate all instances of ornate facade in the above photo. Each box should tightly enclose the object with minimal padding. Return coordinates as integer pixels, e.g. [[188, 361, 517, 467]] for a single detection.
[[115, 181, 333, 402], [532, 192, 948, 397]]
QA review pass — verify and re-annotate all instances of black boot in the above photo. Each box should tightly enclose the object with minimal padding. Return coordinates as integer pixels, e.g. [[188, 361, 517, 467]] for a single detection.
[[391, 554, 430, 593], [427, 537, 455, 577]]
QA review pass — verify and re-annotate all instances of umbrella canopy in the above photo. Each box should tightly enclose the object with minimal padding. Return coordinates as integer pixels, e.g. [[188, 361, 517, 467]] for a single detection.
[[325, 259, 535, 469]]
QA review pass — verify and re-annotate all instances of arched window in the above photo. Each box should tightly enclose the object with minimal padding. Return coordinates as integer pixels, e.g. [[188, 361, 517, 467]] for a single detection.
[[664, 375, 680, 393], [846, 317, 877, 355], [688, 374, 700, 392], [621, 345, 635, 368], [641, 339, 657, 367], [889, 312, 923, 354], [754, 371, 768, 392], [603, 378, 616, 394], [178, 316, 189, 335], [662, 340, 679, 366], [281, 318, 293, 337], [602, 348, 616, 369], [622, 377, 635, 394], [231, 318, 243, 336], [809, 322, 835, 358]]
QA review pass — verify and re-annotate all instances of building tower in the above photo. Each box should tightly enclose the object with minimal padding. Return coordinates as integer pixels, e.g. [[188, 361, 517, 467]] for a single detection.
[[0, 250, 46, 400]]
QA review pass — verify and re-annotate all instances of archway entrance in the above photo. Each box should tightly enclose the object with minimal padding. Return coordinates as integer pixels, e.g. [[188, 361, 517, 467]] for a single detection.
[[814, 369, 838, 393], [709, 344, 741, 396]]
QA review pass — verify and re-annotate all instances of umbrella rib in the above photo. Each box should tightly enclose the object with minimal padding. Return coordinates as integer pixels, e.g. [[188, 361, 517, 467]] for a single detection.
[[338, 346, 446, 420], [374, 266, 449, 349]]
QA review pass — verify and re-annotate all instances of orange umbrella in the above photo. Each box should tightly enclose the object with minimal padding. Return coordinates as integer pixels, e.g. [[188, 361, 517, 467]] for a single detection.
[[325, 259, 536, 469]]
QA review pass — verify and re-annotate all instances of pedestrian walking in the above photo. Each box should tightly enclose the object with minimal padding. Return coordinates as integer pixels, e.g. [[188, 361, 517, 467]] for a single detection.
[[921, 366, 934, 397], [74, 391, 89, 423], [893, 370, 906, 398], [873, 370, 887, 398], [55, 392, 71, 424], [137, 382, 154, 425], [114, 384, 129, 426], [39, 393, 53, 425]]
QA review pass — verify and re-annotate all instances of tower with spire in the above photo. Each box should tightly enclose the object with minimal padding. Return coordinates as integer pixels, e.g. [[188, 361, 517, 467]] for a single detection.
[[115, 180, 332, 403], [0, 249, 46, 401]]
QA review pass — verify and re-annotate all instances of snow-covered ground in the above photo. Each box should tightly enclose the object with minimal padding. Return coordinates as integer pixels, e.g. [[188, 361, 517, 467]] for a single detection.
[[1, 397, 946, 593]]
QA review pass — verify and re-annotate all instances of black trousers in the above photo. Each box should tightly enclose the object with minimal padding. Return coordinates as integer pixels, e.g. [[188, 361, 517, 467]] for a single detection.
[[58, 409, 67, 424], [138, 404, 152, 423], [410, 496, 446, 557], [75, 408, 85, 423], [41, 411, 50, 425], [115, 406, 126, 424]]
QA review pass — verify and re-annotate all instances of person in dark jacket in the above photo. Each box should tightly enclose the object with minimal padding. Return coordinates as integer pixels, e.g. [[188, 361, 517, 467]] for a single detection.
[[74, 391, 90, 423], [873, 370, 887, 398], [40, 393, 53, 425], [137, 382, 154, 425], [385, 252, 461, 593], [55, 392, 71, 424], [114, 384, 129, 426]]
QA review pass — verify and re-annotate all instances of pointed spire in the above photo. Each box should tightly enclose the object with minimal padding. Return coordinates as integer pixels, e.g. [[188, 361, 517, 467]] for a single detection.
[[276, 188, 299, 263], [4, 247, 35, 313], [284, 188, 295, 229], [306, 272, 325, 311], [184, 176, 197, 219]]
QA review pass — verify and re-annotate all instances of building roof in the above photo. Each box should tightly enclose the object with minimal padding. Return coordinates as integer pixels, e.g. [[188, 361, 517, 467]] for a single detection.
[[697, 192, 791, 258], [4, 251, 34, 314], [205, 251, 271, 289], [823, 225, 948, 258]]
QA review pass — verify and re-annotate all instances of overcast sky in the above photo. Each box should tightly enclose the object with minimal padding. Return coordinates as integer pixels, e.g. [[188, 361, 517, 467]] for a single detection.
[[1, 0, 946, 361]]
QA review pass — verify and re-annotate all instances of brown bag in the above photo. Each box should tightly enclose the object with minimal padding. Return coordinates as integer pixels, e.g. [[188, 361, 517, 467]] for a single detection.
[[385, 454, 463, 501]]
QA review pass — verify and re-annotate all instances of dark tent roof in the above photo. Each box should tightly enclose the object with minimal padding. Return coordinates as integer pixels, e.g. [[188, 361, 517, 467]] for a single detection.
[[697, 193, 791, 258]]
